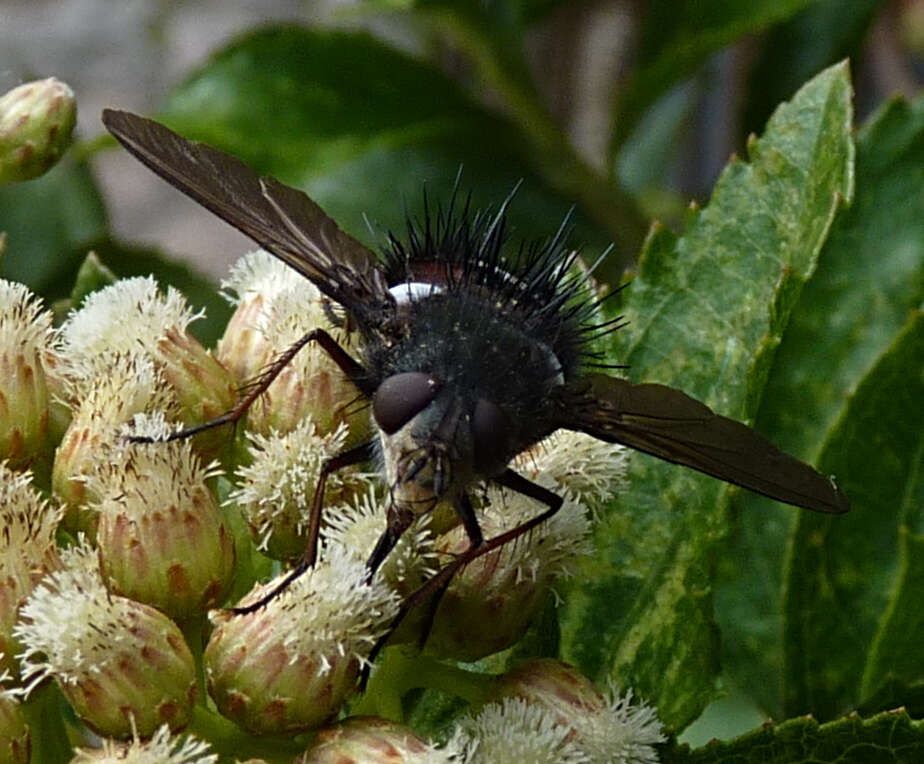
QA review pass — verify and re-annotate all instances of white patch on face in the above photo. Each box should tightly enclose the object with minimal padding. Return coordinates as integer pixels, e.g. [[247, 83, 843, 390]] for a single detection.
[[389, 282, 443, 305]]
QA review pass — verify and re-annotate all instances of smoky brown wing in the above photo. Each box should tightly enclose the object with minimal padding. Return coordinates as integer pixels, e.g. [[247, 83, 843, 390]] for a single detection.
[[553, 374, 848, 514], [102, 109, 389, 325]]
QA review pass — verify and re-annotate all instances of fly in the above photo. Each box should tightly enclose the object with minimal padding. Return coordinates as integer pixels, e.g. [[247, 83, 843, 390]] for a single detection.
[[101, 109, 849, 645]]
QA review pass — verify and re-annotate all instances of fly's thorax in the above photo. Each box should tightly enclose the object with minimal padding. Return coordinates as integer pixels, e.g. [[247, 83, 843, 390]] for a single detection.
[[367, 283, 576, 517], [368, 289, 568, 456]]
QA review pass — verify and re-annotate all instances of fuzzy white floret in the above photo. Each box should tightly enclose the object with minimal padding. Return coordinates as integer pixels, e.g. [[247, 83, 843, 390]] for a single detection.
[[83, 411, 221, 522], [13, 543, 130, 695], [221, 249, 315, 305], [229, 544, 401, 673], [514, 430, 629, 512], [458, 697, 590, 763], [475, 488, 593, 584], [230, 416, 373, 550], [0, 462, 61, 577], [59, 276, 200, 383], [0, 279, 53, 352], [573, 684, 665, 764], [66, 353, 174, 426], [322, 486, 438, 586], [222, 250, 331, 346], [71, 724, 217, 763]]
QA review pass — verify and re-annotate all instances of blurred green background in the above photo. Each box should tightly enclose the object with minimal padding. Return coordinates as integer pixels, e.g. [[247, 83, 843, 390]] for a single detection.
[[1, 0, 920, 314]]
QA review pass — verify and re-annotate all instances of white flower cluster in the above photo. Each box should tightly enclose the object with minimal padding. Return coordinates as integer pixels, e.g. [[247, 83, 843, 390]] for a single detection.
[[456, 684, 664, 764]]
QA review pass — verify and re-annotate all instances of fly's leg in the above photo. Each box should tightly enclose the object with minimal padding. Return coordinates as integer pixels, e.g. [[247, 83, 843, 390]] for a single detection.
[[164, 328, 373, 613], [129, 328, 371, 442], [361, 469, 563, 685], [409, 493, 481, 649], [231, 439, 376, 614]]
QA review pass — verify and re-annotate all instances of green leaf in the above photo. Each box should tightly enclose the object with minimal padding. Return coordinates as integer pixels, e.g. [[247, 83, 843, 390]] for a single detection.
[[717, 95, 924, 718], [425, 0, 569, 28], [863, 527, 924, 709], [661, 708, 924, 763], [613, 0, 816, 153], [69, 251, 117, 309], [616, 83, 699, 198], [558, 62, 853, 730], [157, 25, 612, 262], [783, 309, 924, 720], [0, 156, 107, 298], [860, 679, 924, 721]]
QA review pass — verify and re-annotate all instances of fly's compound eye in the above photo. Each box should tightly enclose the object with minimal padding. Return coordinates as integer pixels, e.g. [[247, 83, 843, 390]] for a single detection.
[[373, 372, 442, 435], [472, 398, 513, 474]]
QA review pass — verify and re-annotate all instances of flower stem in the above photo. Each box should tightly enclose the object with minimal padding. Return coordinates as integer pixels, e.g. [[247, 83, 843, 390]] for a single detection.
[[354, 646, 495, 721]]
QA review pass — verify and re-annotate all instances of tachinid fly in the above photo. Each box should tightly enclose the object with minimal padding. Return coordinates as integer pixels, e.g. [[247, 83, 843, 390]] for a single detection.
[[101, 109, 848, 626]]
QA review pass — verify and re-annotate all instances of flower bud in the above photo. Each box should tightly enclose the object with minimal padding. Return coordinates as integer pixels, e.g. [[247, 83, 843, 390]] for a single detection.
[[0, 464, 62, 682], [493, 659, 606, 721], [214, 286, 270, 393], [204, 545, 399, 735], [424, 431, 626, 661], [296, 716, 455, 763], [58, 277, 237, 463], [0, 682, 29, 764], [424, 493, 591, 662], [90, 414, 234, 621], [155, 325, 237, 457], [230, 416, 375, 561], [71, 724, 217, 763], [0, 280, 54, 471], [40, 347, 73, 452], [52, 353, 173, 537], [0, 77, 75, 185], [492, 659, 664, 763], [217, 250, 369, 442], [14, 544, 197, 738]]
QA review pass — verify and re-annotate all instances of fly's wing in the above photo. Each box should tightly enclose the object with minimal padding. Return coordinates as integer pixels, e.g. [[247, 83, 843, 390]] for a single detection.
[[552, 374, 849, 514], [102, 109, 390, 327]]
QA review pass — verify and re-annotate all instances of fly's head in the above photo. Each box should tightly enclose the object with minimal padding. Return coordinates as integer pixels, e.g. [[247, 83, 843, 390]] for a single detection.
[[372, 371, 515, 515]]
